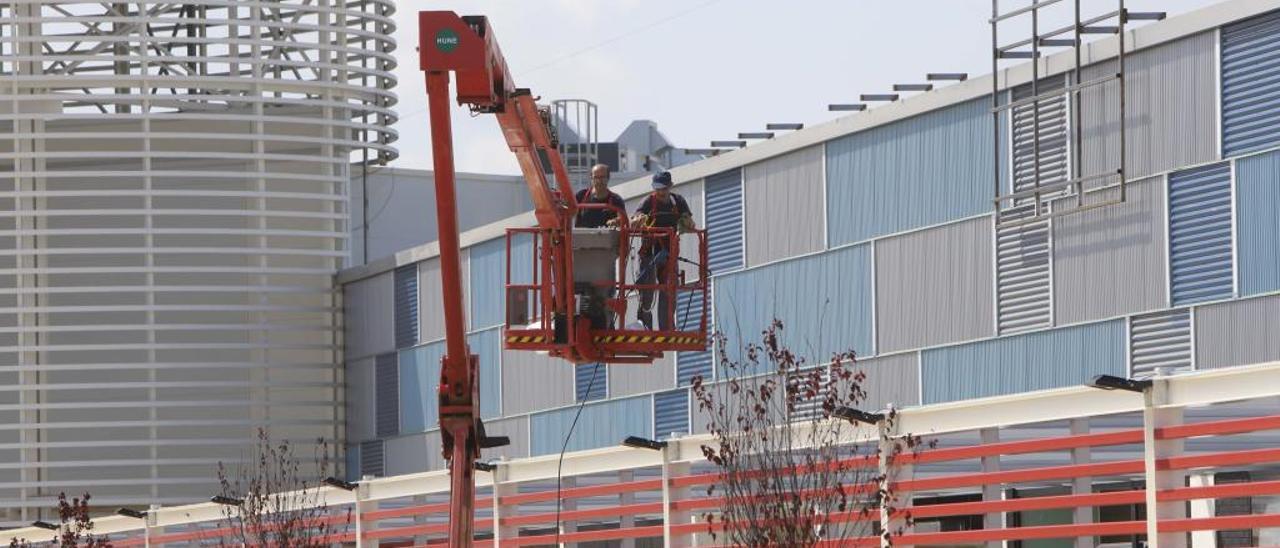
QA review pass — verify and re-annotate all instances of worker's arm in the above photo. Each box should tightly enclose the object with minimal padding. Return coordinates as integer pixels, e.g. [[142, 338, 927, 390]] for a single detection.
[[677, 194, 696, 232]]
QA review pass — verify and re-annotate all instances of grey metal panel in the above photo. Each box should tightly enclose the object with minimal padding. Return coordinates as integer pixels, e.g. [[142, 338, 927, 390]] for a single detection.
[[417, 256, 468, 344], [1052, 177, 1168, 325], [876, 217, 994, 353], [1222, 10, 1280, 157], [345, 357, 375, 444], [343, 271, 395, 360], [393, 264, 418, 349], [1078, 32, 1218, 179], [714, 243, 873, 373], [1195, 294, 1280, 370], [374, 352, 398, 438], [609, 351, 675, 398], [858, 353, 921, 411], [1169, 162, 1234, 306], [530, 396, 653, 456], [385, 432, 440, 476], [1130, 308, 1193, 378], [1236, 150, 1280, 296], [825, 98, 996, 246], [501, 347, 575, 416], [576, 362, 607, 402], [921, 320, 1126, 404], [469, 238, 507, 330], [479, 416, 531, 463], [705, 169, 745, 274], [653, 388, 690, 440], [743, 145, 824, 266]]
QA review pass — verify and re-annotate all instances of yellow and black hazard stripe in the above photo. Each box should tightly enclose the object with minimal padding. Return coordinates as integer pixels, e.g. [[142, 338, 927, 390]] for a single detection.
[[506, 335, 546, 344], [593, 334, 705, 345]]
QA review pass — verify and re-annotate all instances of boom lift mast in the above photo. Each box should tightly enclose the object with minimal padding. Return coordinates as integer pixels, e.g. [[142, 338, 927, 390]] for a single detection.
[[418, 12, 708, 546]]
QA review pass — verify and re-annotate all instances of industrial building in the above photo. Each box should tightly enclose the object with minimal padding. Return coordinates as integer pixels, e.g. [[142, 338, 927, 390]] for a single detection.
[[0, 0, 395, 524], [341, 0, 1280, 481]]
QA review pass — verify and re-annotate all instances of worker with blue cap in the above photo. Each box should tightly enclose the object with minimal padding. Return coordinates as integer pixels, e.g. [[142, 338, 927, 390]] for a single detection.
[[631, 171, 696, 330]]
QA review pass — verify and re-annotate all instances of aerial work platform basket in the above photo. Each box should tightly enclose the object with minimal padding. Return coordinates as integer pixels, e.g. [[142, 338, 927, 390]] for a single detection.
[[503, 209, 709, 364]]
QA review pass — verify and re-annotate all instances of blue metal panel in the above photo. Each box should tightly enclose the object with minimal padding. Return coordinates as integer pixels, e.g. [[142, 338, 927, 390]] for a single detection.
[[469, 328, 502, 419], [530, 396, 653, 456], [394, 265, 419, 348], [1169, 162, 1234, 305], [921, 320, 1125, 404], [374, 352, 398, 438], [575, 362, 606, 402], [653, 389, 690, 439], [714, 244, 873, 373], [1222, 10, 1280, 157], [398, 342, 444, 434], [468, 237, 505, 329], [1236, 150, 1280, 295], [826, 98, 997, 245], [705, 169, 744, 274]]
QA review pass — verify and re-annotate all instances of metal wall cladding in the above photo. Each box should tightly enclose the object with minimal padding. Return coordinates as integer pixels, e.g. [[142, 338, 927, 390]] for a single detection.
[[875, 217, 994, 353], [1052, 177, 1168, 325], [398, 342, 444, 434], [1236, 150, 1280, 296], [501, 347, 575, 416], [1078, 32, 1219, 179], [714, 243, 873, 374], [530, 395, 653, 456], [609, 351, 675, 398], [676, 283, 713, 387], [653, 388, 690, 440], [826, 98, 996, 246], [374, 352, 399, 438], [469, 238, 507, 330], [345, 357, 375, 443], [921, 320, 1125, 404], [1195, 294, 1280, 370], [393, 264, 419, 349], [343, 271, 395, 360], [575, 362, 607, 402], [1130, 308, 1193, 378], [705, 169, 745, 274], [385, 416, 531, 474], [1169, 162, 1235, 306], [419, 254, 470, 343], [1222, 10, 1280, 157], [743, 145, 825, 266], [996, 214, 1052, 334], [469, 328, 503, 419]]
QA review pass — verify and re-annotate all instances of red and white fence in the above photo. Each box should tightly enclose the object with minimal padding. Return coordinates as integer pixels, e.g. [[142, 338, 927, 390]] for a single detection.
[[8, 361, 1280, 547]]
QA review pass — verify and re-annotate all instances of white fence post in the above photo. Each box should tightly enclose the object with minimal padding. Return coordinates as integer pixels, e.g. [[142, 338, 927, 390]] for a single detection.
[[1144, 376, 1187, 548]]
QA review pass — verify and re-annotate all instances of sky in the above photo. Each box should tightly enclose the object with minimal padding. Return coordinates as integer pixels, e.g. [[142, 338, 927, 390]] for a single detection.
[[386, 0, 1225, 175]]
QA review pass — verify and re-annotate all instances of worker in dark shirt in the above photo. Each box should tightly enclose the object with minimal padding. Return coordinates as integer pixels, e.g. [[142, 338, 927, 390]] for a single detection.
[[575, 164, 626, 228], [631, 171, 695, 330]]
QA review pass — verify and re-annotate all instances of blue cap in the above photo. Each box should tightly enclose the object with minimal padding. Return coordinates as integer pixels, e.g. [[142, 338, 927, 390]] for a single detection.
[[651, 171, 673, 189]]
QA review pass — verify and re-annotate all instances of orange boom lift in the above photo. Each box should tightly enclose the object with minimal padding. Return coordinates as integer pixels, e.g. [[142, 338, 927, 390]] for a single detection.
[[417, 12, 709, 545]]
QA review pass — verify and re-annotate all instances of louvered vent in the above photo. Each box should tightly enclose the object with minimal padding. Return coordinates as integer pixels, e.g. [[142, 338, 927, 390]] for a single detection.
[[1129, 308, 1192, 379], [996, 205, 1052, 334], [1010, 75, 1070, 199], [374, 353, 399, 438], [575, 362, 606, 402], [394, 264, 419, 348], [359, 439, 385, 478], [653, 389, 690, 439], [788, 366, 832, 422], [705, 169, 744, 274], [1169, 162, 1234, 306], [1222, 10, 1280, 157]]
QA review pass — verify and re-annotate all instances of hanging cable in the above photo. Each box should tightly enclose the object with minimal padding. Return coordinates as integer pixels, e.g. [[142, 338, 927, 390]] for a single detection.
[[554, 361, 601, 544]]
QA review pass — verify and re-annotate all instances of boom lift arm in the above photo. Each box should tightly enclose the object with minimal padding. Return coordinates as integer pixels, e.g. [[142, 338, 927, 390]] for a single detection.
[[418, 11, 709, 546]]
